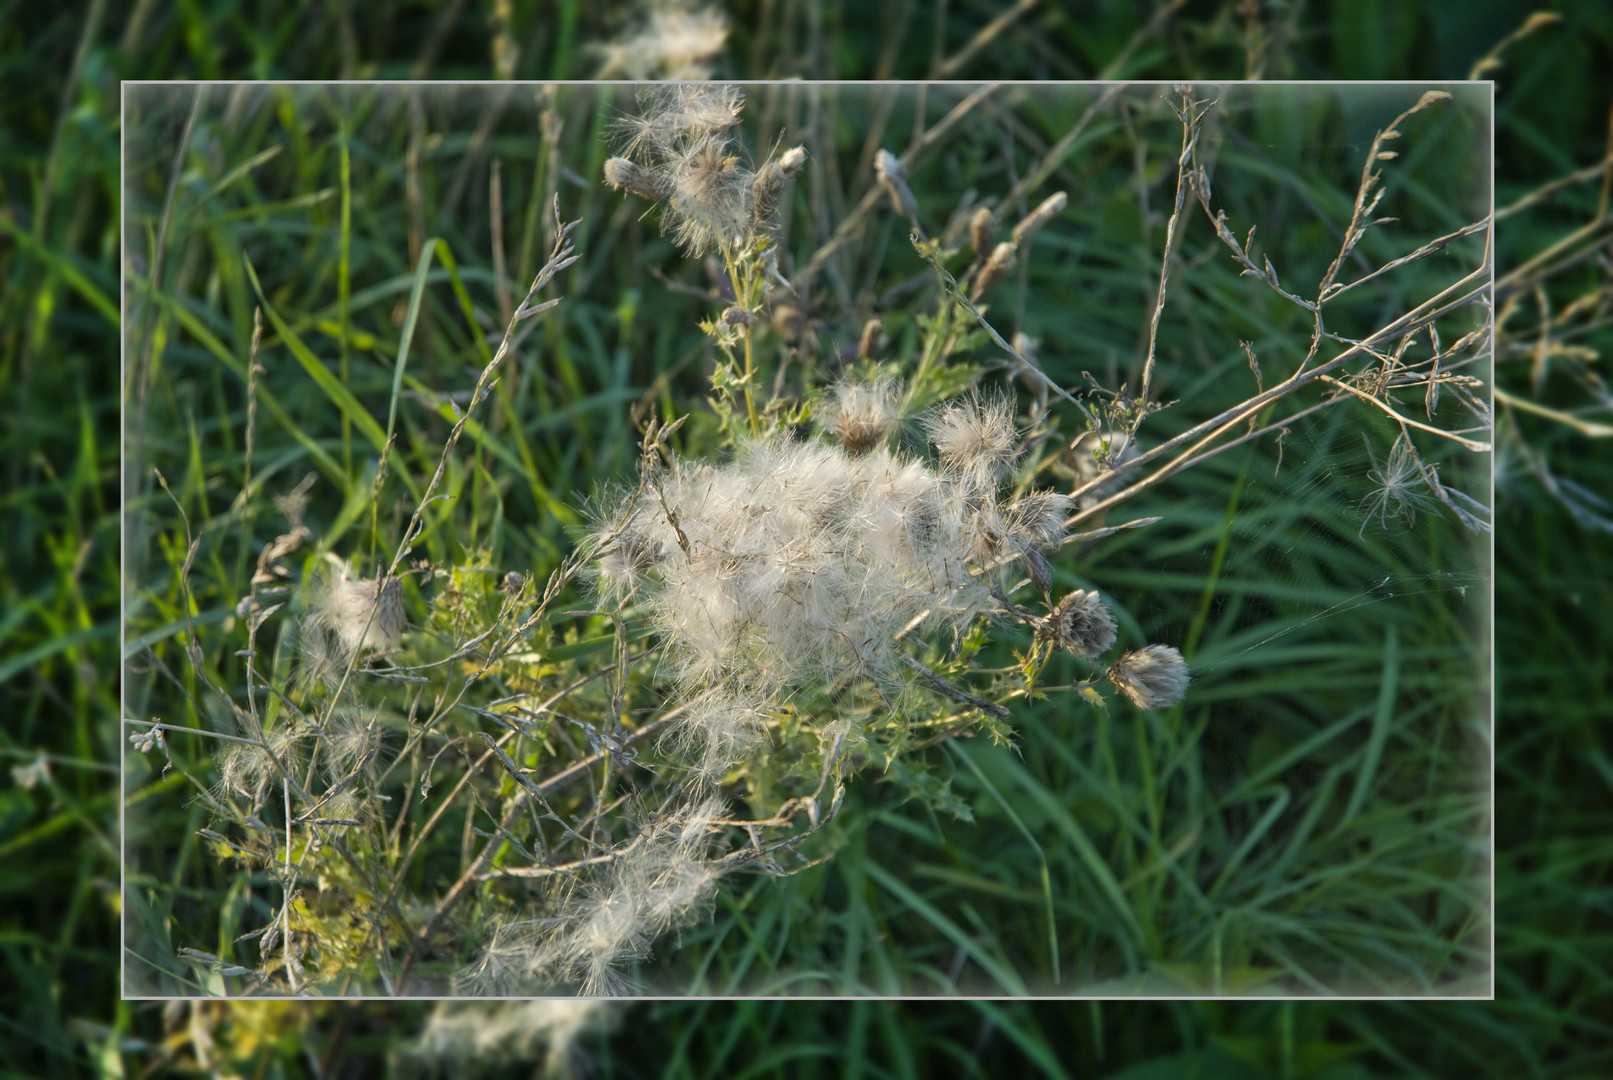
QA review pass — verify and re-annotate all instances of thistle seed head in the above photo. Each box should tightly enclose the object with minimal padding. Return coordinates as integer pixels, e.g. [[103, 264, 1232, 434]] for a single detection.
[[595, 5, 728, 81], [922, 393, 1021, 490], [1107, 644, 1190, 709], [820, 377, 902, 455], [751, 145, 807, 226], [1042, 589, 1117, 657], [315, 573, 408, 657], [874, 149, 919, 219]]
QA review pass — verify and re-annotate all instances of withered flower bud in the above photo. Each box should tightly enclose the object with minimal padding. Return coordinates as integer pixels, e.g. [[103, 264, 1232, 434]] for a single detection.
[[971, 241, 1018, 302], [603, 157, 668, 201]]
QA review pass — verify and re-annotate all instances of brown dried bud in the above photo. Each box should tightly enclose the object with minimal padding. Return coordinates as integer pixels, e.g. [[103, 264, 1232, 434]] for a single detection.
[[1042, 589, 1118, 658], [969, 206, 995, 256], [857, 317, 885, 360], [772, 303, 807, 344], [874, 149, 919, 219], [970, 241, 1018, 302], [754, 148, 807, 226], [603, 157, 667, 201], [1011, 191, 1067, 246]]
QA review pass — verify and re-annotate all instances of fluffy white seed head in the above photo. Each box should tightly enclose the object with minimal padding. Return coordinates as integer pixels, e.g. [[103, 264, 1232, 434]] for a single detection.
[[922, 394, 1021, 491], [476, 797, 726, 994], [595, 4, 729, 81], [1108, 644, 1190, 709], [592, 427, 1012, 777], [820, 377, 903, 455], [314, 573, 407, 657]]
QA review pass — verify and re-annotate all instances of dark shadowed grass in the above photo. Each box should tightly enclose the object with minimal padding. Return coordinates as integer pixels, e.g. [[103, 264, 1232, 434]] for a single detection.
[[1, 0, 1610, 1075]]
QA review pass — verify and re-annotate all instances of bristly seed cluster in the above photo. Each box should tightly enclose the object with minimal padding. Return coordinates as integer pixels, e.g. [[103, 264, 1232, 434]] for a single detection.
[[604, 85, 806, 257]]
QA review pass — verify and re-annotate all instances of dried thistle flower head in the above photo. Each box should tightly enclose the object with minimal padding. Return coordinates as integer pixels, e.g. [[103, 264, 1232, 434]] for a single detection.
[[603, 156, 668, 202], [857, 317, 885, 360], [971, 240, 1018, 301], [751, 145, 808, 226], [591, 432, 1009, 778], [874, 149, 919, 219], [667, 141, 749, 254], [969, 205, 995, 256], [1107, 645, 1190, 710], [414, 1001, 619, 1080], [1010, 191, 1068, 246], [593, 529, 665, 602], [595, 3, 729, 80], [607, 85, 755, 256], [923, 393, 1021, 490], [820, 377, 903, 454], [1042, 589, 1117, 657]]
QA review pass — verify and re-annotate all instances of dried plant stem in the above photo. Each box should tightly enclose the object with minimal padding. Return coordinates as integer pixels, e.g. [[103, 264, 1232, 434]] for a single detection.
[[797, 84, 1000, 287], [1067, 267, 1489, 521], [1496, 388, 1613, 438], [934, 0, 1039, 79], [1317, 374, 1492, 451], [1138, 86, 1208, 409]]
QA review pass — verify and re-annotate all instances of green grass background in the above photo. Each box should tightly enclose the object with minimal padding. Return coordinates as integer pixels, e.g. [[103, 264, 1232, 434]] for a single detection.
[[1, 0, 1609, 1074]]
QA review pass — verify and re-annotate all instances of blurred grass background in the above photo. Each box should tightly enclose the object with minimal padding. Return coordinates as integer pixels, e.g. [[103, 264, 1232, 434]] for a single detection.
[[1, 0, 1609, 1074]]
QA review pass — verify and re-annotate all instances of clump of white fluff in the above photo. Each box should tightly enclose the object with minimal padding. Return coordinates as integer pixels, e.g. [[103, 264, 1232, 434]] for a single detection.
[[591, 393, 1072, 781], [470, 797, 727, 995]]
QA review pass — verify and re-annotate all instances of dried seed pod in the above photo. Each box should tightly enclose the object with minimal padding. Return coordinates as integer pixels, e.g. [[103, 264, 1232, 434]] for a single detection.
[[857, 317, 885, 360], [603, 157, 668, 201], [874, 149, 919, 219], [752, 146, 806, 227], [970, 241, 1018, 302], [1108, 645, 1190, 709], [969, 206, 995, 257], [1041, 590, 1117, 658], [772, 303, 807, 344], [777, 145, 808, 177], [1011, 191, 1068, 246]]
